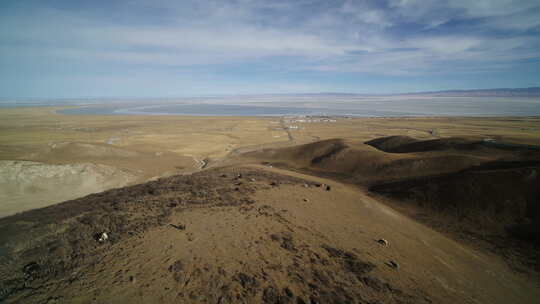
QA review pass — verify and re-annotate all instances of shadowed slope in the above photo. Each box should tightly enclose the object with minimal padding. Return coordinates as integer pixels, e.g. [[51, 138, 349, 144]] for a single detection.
[[245, 137, 490, 184], [366, 136, 540, 154]]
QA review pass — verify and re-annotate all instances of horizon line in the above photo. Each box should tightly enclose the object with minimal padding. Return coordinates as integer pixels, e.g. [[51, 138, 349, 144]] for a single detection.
[[1, 86, 540, 101]]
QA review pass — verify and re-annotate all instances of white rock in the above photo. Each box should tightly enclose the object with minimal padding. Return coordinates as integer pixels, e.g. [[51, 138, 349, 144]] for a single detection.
[[98, 232, 109, 242]]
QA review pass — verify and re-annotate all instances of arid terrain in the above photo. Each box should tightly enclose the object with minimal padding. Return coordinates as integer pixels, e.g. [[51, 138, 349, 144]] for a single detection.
[[2, 106, 539, 216], [1, 107, 540, 303]]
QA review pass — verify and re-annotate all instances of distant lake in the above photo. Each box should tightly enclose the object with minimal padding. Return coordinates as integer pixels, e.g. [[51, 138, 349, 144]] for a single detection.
[[4, 96, 540, 117], [61, 104, 317, 116]]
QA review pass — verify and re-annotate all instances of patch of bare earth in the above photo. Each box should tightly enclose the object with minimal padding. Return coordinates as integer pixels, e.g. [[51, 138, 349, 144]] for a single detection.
[[0, 160, 136, 217]]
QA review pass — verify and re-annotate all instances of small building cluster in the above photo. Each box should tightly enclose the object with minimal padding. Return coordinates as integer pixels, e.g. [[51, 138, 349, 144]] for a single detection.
[[283, 115, 337, 124]]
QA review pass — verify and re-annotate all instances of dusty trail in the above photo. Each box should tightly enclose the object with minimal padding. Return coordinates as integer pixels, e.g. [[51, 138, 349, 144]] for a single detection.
[[280, 116, 295, 142]]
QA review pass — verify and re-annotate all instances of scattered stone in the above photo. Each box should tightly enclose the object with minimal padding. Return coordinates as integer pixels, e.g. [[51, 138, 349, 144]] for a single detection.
[[249, 178, 256, 182], [97, 232, 108, 242], [270, 181, 278, 186], [324, 184, 331, 191], [129, 275, 136, 283], [236, 173, 242, 179], [303, 183, 309, 188], [170, 224, 186, 230], [220, 174, 227, 178], [377, 239, 388, 246], [315, 183, 322, 187], [388, 260, 399, 269], [303, 198, 309, 202]]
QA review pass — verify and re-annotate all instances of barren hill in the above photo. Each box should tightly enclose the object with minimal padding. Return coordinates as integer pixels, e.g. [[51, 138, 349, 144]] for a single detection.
[[1, 136, 540, 303], [244, 136, 540, 273]]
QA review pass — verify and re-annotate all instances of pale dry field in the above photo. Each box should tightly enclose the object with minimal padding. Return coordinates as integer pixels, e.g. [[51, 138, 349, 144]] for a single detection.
[[1, 106, 539, 216]]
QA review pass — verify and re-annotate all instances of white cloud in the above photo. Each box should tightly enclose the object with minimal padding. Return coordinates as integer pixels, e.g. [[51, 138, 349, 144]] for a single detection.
[[115, 27, 354, 56], [340, 0, 393, 28], [389, 0, 540, 30], [449, 0, 539, 18], [1, 0, 539, 77], [406, 37, 482, 55]]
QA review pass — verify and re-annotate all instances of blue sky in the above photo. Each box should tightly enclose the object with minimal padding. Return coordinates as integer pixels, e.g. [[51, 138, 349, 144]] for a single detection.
[[1, 0, 540, 98]]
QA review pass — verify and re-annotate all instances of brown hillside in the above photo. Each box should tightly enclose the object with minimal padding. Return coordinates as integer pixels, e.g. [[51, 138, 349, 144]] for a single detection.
[[0, 167, 427, 304], [245, 137, 540, 275], [245, 137, 489, 184], [1, 165, 539, 303]]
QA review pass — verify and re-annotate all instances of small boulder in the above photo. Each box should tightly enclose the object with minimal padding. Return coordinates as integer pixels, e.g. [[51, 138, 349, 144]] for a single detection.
[[388, 260, 399, 269], [170, 224, 186, 230], [377, 239, 388, 246], [97, 232, 108, 242]]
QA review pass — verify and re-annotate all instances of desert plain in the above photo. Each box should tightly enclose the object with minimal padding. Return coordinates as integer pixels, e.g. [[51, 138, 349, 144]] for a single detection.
[[1, 106, 540, 303], [2, 106, 539, 217]]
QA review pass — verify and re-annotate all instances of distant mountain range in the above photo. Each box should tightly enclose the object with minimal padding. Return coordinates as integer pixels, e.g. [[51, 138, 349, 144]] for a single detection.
[[2, 87, 540, 102], [285, 87, 540, 97], [404, 87, 540, 97]]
